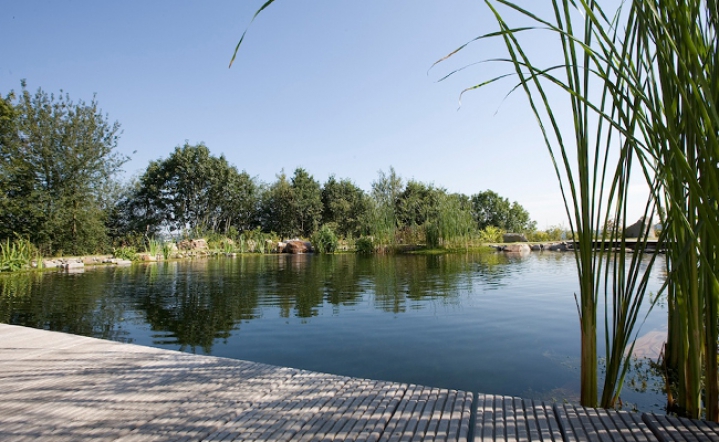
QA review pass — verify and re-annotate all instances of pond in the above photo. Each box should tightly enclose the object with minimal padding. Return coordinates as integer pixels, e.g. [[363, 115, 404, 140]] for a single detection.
[[0, 251, 667, 412]]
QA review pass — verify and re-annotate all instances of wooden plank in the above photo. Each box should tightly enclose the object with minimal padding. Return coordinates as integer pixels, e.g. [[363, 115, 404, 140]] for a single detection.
[[642, 413, 719, 442], [474, 394, 561, 442], [555, 403, 661, 442]]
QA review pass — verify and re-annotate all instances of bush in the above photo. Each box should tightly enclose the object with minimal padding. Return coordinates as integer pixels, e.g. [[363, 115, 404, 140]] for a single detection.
[[355, 236, 374, 254], [0, 238, 34, 272], [425, 222, 440, 248], [113, 246, 137, 261], [311, 226, 338, 254], [478, 226, 505, 243]]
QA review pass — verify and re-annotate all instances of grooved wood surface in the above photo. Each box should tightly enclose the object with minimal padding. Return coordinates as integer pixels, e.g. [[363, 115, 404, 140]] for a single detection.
[[0, 324, 471, 441], [3, 324, 718, 442]]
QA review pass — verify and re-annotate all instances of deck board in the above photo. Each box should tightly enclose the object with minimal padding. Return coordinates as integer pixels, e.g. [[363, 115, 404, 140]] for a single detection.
[[3, 324, 719, 442]]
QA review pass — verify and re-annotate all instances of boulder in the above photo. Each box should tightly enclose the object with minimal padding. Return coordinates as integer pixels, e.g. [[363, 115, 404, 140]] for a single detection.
[[63, 260, 84, 270], [275, 242, 286, 253], [284, 240, 313, 254], [191, 239, 208, 251], [177, 239, 209, 251], [503, 233, 528, 243], [530, 244, 542, 251], [42, 260, 60, 269], [503, 243, 531, 253], [624, 217, 656, 239], [137, 253, 157, 262], [546, 242, 569, 252]]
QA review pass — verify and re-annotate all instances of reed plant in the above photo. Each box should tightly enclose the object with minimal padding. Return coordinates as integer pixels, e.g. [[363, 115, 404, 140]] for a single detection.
[[456, 0, 718, 416], [435, 0, 663, 408], [161, 242, 174, 260], [0, 238, 34, 272]]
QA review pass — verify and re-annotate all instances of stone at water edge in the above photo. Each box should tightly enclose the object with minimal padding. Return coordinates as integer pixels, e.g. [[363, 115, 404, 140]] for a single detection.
[[284, 240, 313, 254], [503, 243, 531, 253]]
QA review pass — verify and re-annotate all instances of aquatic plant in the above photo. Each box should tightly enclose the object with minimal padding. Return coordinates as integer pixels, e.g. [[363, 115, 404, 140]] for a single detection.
[[113, 246, 137, 262], [355, 237, 375, 254], [432, 0, 663, 409], [161, 242, 174, 260], [311, 225, 338, 254], [0, 238, 34, 272]]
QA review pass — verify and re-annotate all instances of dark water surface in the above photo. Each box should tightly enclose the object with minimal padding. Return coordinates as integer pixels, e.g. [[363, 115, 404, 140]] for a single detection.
[[0, 252, 667, 411]]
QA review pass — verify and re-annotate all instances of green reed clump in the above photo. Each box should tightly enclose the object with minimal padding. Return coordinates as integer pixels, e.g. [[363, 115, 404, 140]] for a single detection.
[[355, 237, 375, 254], [0, 238, 34, 272], [311, 225, 338, 254], [437, 0, 662, 408], [112, 246, 137, 262]]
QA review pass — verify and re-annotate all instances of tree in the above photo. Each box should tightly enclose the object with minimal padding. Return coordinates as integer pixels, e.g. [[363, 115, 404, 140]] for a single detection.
[[471, 190, 534, 233], [290, 168, 322, 237], [118, 142, 256, 236], [260, 171, 296, 238], [396, 180, 442, 228], [321, 175, 369, 238], [0, 83, 126, 255]]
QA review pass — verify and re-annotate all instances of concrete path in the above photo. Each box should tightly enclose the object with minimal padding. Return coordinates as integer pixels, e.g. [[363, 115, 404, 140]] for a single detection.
[[2, 324, 718, 441]]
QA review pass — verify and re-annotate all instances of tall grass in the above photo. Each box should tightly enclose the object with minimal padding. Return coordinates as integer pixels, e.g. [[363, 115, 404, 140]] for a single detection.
[[630, 1, 719, 419], [0, 238, 34, 272], [457, 0, 717, 416], [435, 0, 662, 407]]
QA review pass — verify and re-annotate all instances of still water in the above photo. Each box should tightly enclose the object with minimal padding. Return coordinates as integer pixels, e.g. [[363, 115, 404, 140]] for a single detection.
[[0, 252, 667, 411]]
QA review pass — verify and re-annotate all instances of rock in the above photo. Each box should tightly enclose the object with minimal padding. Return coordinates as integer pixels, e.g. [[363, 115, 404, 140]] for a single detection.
[[115, 259, 132, 266], [546, 242, 568, 252], [530, 244, 542, 251], [177, 239, 209, 251], [503, 233, 528, 243], [191, 239, 208, 251], [275, 242, 286, 253], [284, 240, 313, 254], [503, 243, 531, 253], [63, 261, 84, 270], [137, 253, 156, 262], [624, 217, 656, 239], [42, 260, 59, 268]]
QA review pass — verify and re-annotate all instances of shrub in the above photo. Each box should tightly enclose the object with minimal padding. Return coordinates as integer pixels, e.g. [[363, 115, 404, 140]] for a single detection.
[[355, 236, 374, 254], [311, 226, 338, 254], [113, 246, 137, 262], [0, 238, 34, 272]]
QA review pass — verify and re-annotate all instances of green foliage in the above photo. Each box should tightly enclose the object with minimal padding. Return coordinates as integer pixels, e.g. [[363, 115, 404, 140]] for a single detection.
[[112, 246, 137, 262], [161, 242, 174, 260], [145, 239, 161, 257], [478, 226, 504, 244], [321, 175, 370, 238], [260, 171, 297, 239], [355, 236, 374, 254], [0, 238, 34, 272], [471, 190, 535, 233], [117, 143, 258, 236], [311, 225, 338, 254], [291, 168, 323, 238], [0, 82, 127, 255]]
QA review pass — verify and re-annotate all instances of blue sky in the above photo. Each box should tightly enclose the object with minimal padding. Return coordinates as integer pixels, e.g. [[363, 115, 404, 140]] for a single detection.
[[1, 1, 616, 228]]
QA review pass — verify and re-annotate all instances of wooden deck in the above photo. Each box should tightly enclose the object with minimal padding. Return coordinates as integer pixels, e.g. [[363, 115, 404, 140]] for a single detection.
[[1, 324, 717, 441]]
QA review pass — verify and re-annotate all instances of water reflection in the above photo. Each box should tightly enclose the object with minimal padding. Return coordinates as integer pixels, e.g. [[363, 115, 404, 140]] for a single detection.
[[0, 252, 668, 412], [0, 253, 520, 350]]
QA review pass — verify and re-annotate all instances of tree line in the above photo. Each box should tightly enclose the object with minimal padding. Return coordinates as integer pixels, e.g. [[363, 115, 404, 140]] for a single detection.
[[1, 83, 536, 256]]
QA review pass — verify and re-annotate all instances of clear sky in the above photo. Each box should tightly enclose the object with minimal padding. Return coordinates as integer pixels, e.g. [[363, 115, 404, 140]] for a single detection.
[[1, 1, 632, 228]]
